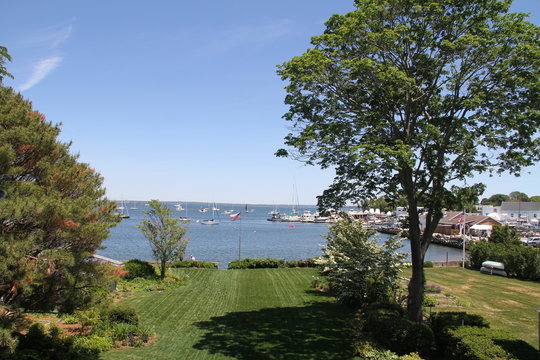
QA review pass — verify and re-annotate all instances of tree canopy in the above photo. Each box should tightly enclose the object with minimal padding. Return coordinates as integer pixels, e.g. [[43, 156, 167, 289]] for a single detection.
[[0, 46, 13, 84], [508, 191, 529, 201], [481, 193, 510, 206], [0, 86, 119, 312], [277, 0, 539, 321]]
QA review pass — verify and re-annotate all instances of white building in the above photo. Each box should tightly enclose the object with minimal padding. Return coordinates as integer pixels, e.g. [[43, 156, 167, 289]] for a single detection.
[[480, 201, 540, 226]]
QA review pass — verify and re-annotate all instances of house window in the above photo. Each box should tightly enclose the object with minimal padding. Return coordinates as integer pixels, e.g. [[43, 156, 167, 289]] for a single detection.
[[510, 213, 514, 218]]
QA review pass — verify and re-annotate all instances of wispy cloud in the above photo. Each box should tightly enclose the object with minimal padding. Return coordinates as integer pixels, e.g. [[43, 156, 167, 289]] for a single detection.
[[22, 24, 73, 50], [196, 19, 294, 55], [18, 56, 63, 91], [16, 22, 74, 91]]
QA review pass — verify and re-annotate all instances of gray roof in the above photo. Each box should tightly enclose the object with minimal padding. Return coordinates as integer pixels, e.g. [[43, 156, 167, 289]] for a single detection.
[[501, 201, 540, 211]]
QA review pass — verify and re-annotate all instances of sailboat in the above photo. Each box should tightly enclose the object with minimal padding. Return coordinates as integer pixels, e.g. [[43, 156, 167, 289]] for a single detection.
[[201, 206, 219, 225], [178, 202, 189, 222], [130, 201, 138, 210], [244, 204, 254, 213], [116, 200, 130, 219]]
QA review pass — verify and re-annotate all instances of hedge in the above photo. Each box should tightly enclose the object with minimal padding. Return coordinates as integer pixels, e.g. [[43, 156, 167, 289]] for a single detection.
[[227, 257, 319, 269], [469, 242, 540, 280], [430, 311, 490, 355], [445, 326, 538, 360], [169, 260, 218, 269]]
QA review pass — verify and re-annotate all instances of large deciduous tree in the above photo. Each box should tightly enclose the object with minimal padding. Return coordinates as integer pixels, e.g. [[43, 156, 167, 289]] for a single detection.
[[0, 85, 120, 313], [277, 0, 539, 322], [138, 200, 189, 279]]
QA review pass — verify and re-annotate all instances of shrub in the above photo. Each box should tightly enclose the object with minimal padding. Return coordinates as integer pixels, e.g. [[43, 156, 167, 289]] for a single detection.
[[75, 308, 101, 333], [445, 326, 538, 360], [18, 323, 47, 350], [423, 261, 434, 268], [296, 257, 319, 267], [363, 302, 433, 357], [169, 260, 217, 269], [469, 242, 540, 280], [488, 225, 520, 245], [431, 311, 490, 356], [123, 259, 156, 280], [228, 258, 286, 269], [286, 260, 299, 268], [425, 284, 442, 293], [319, 218, 406, 305], [60, 314, 79, 324], [0, 327, 18, 353], [72, 334, 112, 355], [107, 304, 139, 326], [423, 296, 437, 307], [354, 339, 424, 359]]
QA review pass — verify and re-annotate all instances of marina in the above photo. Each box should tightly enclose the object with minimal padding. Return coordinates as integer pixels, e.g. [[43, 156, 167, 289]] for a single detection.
[[99, 201, 465, 269]]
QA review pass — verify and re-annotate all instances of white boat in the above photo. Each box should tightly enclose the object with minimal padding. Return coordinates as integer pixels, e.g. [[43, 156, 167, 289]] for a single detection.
[[116, 200, 130, 218], [201, 207, 219, 225], [199, 207, 208, 213], [130, 202, 138, 210], [175, 203, 184, 211], [480, 261, 507, 276], [223, 209, 234, 214], [200, 219, 219, 225]]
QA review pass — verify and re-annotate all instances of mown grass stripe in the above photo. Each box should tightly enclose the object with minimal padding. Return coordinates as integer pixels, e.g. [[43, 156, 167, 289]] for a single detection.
[[102, 268, 354, 359]]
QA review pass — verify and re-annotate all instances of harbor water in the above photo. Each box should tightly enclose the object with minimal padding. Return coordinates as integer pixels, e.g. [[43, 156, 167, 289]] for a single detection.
[[99, 202, 464, 269]]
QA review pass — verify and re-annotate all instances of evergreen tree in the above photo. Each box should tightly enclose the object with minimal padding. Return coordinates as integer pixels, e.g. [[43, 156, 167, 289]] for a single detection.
[[0, 86, 119, 312]]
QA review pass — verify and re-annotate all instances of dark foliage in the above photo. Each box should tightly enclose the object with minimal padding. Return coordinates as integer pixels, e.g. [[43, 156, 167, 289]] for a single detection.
[[362, 302, 434, 357], [123, 259, 156, 280], [445, 326, 538, 360], [469, 242, 540, 280], [169, 260, 218, 269], [228, 258, 319, 269], [107, 303, 139, 326]]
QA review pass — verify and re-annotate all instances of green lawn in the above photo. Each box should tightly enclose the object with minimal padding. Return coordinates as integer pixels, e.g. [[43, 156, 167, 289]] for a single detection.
[[409, 267, 540, 349], [101, 268, 355, 360]]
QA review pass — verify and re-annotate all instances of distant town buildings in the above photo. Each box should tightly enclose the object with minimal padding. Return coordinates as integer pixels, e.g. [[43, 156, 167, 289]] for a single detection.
[[480, 201, 540, 227]]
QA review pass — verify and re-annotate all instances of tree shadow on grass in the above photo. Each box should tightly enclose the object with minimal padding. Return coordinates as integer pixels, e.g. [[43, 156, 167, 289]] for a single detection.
[[193, 301, 354, 360]]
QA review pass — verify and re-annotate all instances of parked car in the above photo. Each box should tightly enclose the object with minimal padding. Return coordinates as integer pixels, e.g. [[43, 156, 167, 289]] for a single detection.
[[526, 236, 540, 248]]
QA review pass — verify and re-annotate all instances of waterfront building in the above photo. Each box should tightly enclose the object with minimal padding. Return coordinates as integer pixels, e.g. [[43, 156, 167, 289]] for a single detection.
[[480, 201, 540, 227]]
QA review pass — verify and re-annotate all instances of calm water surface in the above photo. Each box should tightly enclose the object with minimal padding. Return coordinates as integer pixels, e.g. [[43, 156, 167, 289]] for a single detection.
[[99, 202, 463, 268]]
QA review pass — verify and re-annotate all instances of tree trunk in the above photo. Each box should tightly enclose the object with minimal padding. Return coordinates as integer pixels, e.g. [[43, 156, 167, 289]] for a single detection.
[[401, 167, 426, 323], [407, 237, 425, 323], [160, 261, 166, 280]]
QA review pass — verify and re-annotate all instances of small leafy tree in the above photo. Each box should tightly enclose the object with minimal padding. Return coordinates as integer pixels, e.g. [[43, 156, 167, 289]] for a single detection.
[[319, 217, 406, 305], [488, 225, 520, 245], [137, 200, 189, 279]]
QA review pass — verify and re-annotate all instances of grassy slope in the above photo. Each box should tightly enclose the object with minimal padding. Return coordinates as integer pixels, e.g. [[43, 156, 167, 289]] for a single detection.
[[101, 268, 354, 360], [413, 267, 540, 349]]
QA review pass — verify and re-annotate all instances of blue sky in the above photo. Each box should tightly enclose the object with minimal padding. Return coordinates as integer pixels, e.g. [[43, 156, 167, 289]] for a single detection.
[[2, 0, 539, 205]]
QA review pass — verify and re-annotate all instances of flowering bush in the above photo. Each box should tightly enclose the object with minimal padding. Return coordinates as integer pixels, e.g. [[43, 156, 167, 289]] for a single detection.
[[318, 217, 406, 305]]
